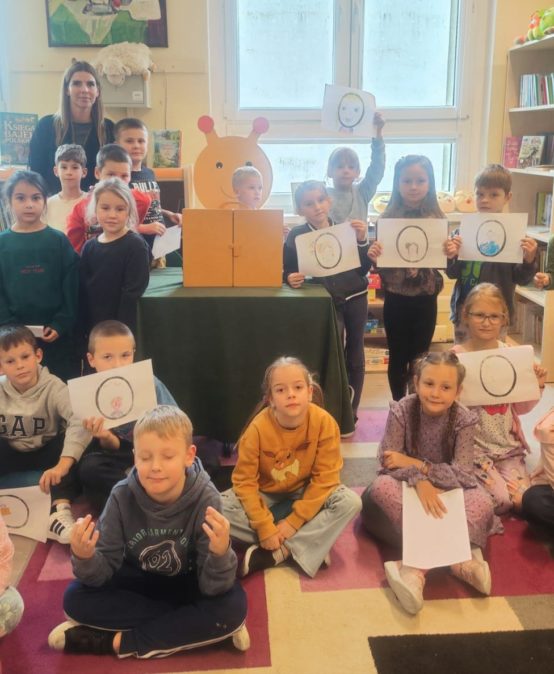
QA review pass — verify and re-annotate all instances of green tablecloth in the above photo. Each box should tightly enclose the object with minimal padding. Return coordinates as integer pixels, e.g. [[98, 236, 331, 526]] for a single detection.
[[136, 269, 354, 441]]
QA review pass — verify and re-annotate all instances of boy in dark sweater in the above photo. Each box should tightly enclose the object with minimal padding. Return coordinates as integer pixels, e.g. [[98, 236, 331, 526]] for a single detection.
[[48, 405, 249, 659]]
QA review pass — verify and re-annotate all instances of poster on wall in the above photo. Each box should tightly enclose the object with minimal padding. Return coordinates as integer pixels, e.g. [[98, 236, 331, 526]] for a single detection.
[[45, 0, 168, 47]]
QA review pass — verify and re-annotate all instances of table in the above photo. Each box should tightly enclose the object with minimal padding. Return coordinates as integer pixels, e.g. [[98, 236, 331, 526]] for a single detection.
[[136, 269, 355, 441]]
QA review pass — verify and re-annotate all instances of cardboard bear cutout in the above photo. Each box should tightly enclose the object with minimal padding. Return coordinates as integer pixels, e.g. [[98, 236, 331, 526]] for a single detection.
[[193, 116, 273, 209]]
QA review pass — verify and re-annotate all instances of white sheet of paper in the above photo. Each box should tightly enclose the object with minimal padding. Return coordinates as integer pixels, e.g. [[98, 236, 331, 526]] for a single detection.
[[296, 221, 360, 277], [68, 360, 157, 430], [457, 345, 540, 407], [321, 84, 376, 137], [458, 213, 527, 263], [377, 219, 448, 268], [152, 225, 182, 259], [0, 485, 50, 542], [26, 325, 44, 338], [402, 482, 471, 569]]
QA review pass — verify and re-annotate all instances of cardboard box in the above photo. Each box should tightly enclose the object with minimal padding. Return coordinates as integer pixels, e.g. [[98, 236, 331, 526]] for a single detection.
[[182, 209, 283, 287]]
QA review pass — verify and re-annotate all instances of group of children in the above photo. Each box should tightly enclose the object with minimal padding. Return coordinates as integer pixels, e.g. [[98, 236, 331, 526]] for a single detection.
[[0, 110, 553, 657]]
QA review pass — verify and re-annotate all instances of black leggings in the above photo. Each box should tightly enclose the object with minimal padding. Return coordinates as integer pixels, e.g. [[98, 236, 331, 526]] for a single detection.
[[383, 291, 437, 401]]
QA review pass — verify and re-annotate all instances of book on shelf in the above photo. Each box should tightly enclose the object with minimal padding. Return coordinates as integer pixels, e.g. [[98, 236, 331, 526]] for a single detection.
[[536, 192, 553, 227], [0, 112, 38, 166], [538, 247, 547, 273], [519, 72, 554, 107], [518, 135, 546, 168], [502, 136, 522, 169], [152, 130, 182, 168]]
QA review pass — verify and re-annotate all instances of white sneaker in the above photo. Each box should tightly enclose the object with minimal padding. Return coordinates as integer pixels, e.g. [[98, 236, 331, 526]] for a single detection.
[[450, 547, 491, 595], [231, 623, 251, 651], [48, 619, 79, 650], [48, 504, 76, 545], [384, 560, 425, 615]]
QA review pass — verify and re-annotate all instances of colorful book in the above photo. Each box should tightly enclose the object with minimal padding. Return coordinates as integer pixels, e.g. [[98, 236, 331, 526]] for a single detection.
[[0, 112, 38, 166], [518, 135, 546, 168], [152, 130, 182, 168], [502, 136, 522, 169]]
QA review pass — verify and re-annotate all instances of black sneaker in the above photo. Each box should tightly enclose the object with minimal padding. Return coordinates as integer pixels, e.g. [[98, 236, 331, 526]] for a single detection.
[[48, 621, 114, 655], [240, 545, 278, 577]]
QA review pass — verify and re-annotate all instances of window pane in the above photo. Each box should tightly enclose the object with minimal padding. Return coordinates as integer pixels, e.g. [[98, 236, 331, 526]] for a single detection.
[[261, 141, 454, 210], [362, 0, 459, 107], [237, 0, 334, 109]]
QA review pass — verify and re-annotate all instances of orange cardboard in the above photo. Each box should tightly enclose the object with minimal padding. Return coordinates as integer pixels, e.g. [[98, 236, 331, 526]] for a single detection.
[[182, 209, 233, 286], [233, 210, 283, 287]]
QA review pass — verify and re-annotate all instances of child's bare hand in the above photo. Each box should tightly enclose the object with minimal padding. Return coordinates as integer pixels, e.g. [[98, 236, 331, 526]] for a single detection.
[[373, 111, 385, 136], [415, 480, 447, 518], [260, 533, 282, 550], [444, 235, 461, 259], [166, 211, 182, 226], [202, 506, 231, 556], [534, 363, 547, 389], [534, 272, 551, 289], [350, 219, 369, 242], [383, 450, 412, 470], [521, 236, 538, 263], [83, 416, 110, 438], [276, 519, 296, 540], [287, 272, 305, 289], [42, 326, 59, 343], [39, 462, 69, 493], [71, 514, 99, 559], [138, 222, 166, 236], [368, 241, 382, 263]]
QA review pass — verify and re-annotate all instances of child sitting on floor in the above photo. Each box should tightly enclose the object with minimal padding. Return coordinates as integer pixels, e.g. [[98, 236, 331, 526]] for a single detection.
[[48, 405, 249, 659], [361, 351, 495, 615], [0, 325, 90, 544], [78, 320, 177, 510], [222, 356, 361, 578]]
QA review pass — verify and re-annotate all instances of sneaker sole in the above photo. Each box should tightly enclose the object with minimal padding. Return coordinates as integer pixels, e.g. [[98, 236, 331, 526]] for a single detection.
[[384, 562, 423, 615], [240, 545, 258, 578], [231, 624, 251, 651], [48, 620, 79, 650]]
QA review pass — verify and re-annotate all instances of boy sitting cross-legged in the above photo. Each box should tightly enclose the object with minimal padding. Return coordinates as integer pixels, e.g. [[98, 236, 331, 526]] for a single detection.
[[0, 325, 90, 543], [48, 405, 249, 659], [78, 320, 178, 511]]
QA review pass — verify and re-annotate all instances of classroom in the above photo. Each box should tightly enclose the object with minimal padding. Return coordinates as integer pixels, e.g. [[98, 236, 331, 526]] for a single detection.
[[0, 2, 553, 673]]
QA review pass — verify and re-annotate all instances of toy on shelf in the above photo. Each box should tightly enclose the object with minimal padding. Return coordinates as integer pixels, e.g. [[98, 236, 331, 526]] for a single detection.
[[514, 7, 554, 44], [454, 190, 477, 213], [92, 41, 156, 86]]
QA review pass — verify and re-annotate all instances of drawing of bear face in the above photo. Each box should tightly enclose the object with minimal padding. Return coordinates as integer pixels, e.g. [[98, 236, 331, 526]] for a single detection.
[[193, 116, 273, 209], [139, 541, 182, 576]]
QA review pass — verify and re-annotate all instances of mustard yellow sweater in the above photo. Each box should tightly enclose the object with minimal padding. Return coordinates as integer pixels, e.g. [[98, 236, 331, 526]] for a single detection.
[[232, 403, 342, 541]]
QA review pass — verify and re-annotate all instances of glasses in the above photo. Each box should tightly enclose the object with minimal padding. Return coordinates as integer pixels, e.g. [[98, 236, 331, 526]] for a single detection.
[[467, 312, 505, 325]]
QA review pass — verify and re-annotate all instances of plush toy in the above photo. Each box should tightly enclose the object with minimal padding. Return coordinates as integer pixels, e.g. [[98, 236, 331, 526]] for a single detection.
[[437, 191, 456, 214], [92, 42, 155, 86], [539, 7, 554, 36], [514, 7, 554, 44], [454, 190, 477, 213]]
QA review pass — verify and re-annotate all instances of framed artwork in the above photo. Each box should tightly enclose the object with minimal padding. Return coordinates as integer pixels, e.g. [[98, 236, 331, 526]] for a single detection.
[[45, 0, 168, 48]]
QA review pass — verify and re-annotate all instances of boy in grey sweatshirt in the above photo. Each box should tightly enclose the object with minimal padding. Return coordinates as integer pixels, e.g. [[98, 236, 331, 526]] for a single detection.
[[48, 405, 248, 659]]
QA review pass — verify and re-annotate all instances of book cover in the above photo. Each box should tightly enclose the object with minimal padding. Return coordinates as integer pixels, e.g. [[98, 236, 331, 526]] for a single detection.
[[502, 136, 522, 169], [518, 135, 546, 168], [152, 130, 182, 168], [0, 112, 38, 166]]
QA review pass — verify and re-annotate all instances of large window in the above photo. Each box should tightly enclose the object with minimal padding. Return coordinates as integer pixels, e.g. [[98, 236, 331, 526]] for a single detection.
[[210, 0, 493, 209]]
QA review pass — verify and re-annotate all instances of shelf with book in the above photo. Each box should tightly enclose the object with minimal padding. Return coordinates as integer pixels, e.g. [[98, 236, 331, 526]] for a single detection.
[[503, 35, 554, 381]]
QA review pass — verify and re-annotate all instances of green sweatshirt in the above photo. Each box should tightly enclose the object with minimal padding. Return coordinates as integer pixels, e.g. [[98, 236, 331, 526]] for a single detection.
[[0, 226, 78, 336]]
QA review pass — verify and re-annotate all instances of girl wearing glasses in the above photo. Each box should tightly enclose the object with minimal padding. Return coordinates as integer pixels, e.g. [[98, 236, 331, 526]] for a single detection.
[[452, 283, 546, 515]]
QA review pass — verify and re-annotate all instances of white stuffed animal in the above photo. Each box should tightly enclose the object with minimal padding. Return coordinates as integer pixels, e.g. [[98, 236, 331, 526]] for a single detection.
[[92, 42, 155, 87]]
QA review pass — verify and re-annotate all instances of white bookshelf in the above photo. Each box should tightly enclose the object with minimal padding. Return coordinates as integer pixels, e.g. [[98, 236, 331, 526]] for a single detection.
[[503, 36, 554, 380]]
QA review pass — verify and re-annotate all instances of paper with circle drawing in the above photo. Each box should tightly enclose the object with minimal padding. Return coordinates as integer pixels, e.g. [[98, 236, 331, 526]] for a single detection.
[[458, 213, 526, 263], [67, 360, 157, 430], [321, 84, 376, 137], [402, 482, 471, 569], [376, 219, 448, 268], [0, 486, 50, 542], [152, 225, 182, 259], [295, 221, 360, 277], [456, 345, 539, 407]]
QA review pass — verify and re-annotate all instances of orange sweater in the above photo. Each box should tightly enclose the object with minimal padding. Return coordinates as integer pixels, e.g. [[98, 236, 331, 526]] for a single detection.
[[232, 403, 342, 540]]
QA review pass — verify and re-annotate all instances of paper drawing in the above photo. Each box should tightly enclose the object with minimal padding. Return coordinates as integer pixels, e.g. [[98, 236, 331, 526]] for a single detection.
[[321, 84, 376, 137], [0, 486, 50, 542], [377, 218, 448, 269], [479, 354, 517, 397], [458, 213, 527, 264], [96, 376, 134, 419], [296, 221, 360, 277]]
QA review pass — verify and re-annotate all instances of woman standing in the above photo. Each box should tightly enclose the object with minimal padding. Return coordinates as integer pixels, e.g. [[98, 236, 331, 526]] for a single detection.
[[29, 61, 114, 195]]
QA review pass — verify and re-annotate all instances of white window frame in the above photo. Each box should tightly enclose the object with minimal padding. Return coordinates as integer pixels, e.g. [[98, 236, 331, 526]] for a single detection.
[[208, 0, 495, 199]]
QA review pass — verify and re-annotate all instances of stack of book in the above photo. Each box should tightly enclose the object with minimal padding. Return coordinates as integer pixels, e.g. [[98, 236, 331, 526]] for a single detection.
[[503, 134, 554, 169]]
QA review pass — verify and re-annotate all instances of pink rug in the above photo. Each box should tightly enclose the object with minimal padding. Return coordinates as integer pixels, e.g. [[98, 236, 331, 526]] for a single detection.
[[342, 408, 389, 442]]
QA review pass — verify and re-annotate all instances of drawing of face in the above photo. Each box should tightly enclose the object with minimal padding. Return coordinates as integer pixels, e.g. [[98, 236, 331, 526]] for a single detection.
[[479, 354, 517, 398], [314, 232, 342, 269], [338, 93, 365, 129], [268, 364, 313, 428], [96, 376, 134, 419], [476, 219, 506, 257], [396, 226, 428, 263]]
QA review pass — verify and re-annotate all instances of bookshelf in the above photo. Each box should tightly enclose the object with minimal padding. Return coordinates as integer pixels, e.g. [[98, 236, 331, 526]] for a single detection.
[[503, 35, 554, 381]]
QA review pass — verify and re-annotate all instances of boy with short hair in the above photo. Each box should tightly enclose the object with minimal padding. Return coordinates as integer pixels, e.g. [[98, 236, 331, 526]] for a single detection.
[[46, 144, 87, 233], [232, 166, 263, 209], [78, 320, 178, 510], [48, 405, 248, 659], [326, 111, 386, 223], [0, 325, 90, 544], [446, 163, 538, 342], [66, 144, 152, 253]]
